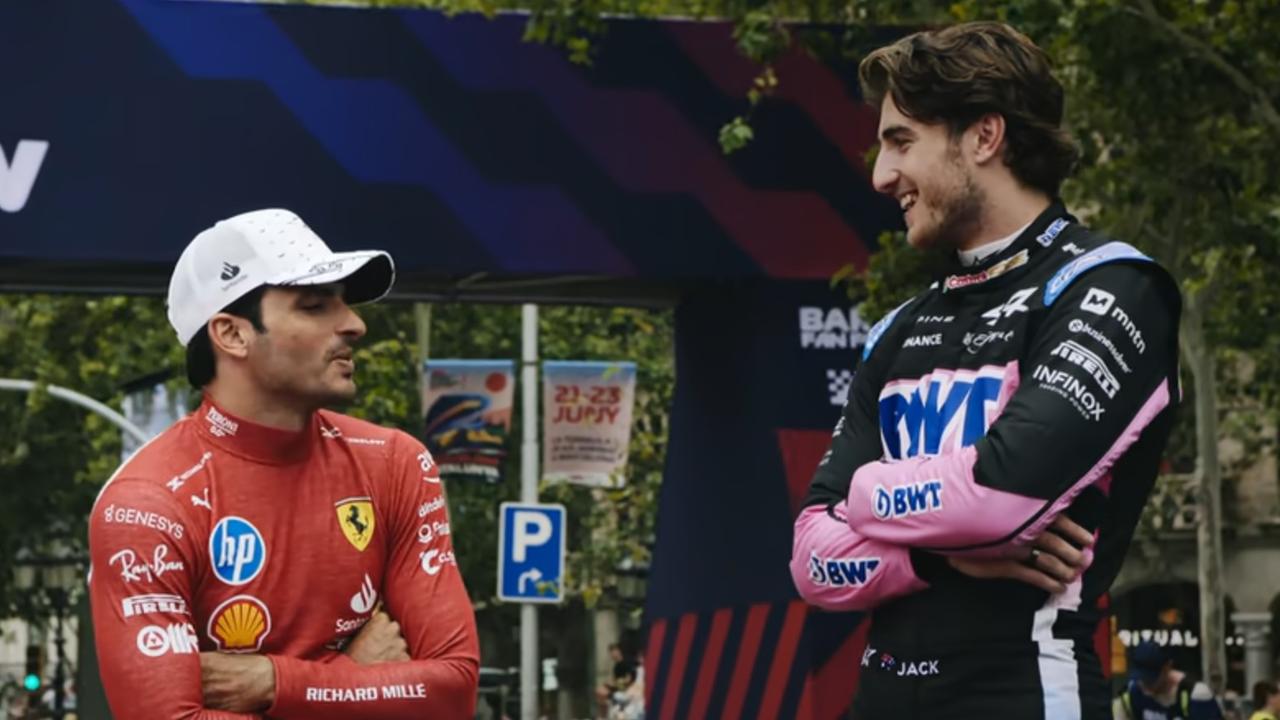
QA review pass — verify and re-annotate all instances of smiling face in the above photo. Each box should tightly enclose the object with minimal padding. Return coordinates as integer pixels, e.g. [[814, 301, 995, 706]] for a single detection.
[[243, 285, 367, 409], [871, 96, 986, 251]]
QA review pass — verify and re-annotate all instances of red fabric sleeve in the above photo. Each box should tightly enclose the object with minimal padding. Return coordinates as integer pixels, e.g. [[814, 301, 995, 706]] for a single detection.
[[89, 479, 263, 720], [266, 434, 479, 719]]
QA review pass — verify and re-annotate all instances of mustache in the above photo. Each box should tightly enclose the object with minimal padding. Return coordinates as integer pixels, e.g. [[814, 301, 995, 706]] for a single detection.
[[327, 343, 356, 362]]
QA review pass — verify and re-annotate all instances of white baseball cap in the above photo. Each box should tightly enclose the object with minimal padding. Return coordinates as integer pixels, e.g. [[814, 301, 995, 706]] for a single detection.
[[166, 209, 396, 345]]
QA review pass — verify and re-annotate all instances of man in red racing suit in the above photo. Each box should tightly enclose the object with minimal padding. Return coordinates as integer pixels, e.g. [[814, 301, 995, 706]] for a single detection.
[[89, 208, 479, 718]]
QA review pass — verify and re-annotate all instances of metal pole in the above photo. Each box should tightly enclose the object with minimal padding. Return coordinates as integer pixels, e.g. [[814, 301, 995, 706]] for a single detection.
[[53, 591, 66, 720], [520, 304, 539, 720], [0, 378, 149, 445]]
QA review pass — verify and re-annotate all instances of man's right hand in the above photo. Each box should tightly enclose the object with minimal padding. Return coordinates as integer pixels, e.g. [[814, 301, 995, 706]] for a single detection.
[[343, 609, 410, 665], [947, 515, 1094, 594]]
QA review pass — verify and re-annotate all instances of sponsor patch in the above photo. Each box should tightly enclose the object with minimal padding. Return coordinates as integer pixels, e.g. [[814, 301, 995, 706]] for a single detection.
[[902, 334, 942, 349], [205, 407, 239, 437], [980, 287, 1037, 326], [1050, 340, 1121, 398], [109, 545, 185, 584], [166, 451, 213, 493], [862, 299, 912, 361], [137, 623, 199, 658], [1036, 218, 1071, 247], [335, 497, 376, 552], [1080, 287, 1115, 316], [962, 330, 1014, 355], [872, 480, 943, 520], [944, 249, 1030, 291], [419, 548, 456, 576], [1043, 241, 1150, 306], [1067, 319, 1132, 374], [209, 516, 266, 586], [122, 593, 189, 618], [102, 504, 185, 541], [807, 552, 881, 587], [208, 595, 272, 653], [878, 365, 1008, 459], [350, 573, 378, 614], [1033, 364, 1106, 421]]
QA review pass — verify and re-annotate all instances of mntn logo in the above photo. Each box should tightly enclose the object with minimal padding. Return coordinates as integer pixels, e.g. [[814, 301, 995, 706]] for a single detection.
[[808, 553, 881, 587], [872, 480, 943, 520], [209, 516, 267, 586]]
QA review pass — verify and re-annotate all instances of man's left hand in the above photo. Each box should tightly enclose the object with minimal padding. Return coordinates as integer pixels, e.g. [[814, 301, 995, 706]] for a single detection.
[[201, 652, 275, 713]]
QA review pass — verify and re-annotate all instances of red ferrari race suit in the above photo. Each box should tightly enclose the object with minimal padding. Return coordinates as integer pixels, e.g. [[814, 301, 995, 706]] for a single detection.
[[88, 398, 479, 719]]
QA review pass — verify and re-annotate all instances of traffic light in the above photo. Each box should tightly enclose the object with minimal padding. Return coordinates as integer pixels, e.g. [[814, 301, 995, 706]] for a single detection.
[[23, 645, 41, 692]]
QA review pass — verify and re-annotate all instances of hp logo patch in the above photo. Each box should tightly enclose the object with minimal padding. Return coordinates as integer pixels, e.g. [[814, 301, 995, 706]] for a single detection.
[[209, 516, 266, 586]]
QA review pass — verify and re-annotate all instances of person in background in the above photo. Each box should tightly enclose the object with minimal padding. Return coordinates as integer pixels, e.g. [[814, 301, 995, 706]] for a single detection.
[[1249, 680, 1280, 720], [1114, 641, 1223, 720]]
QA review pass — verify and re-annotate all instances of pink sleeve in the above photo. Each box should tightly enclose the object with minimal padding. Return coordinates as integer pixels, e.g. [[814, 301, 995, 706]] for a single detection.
[[790, 503, 928, 612]]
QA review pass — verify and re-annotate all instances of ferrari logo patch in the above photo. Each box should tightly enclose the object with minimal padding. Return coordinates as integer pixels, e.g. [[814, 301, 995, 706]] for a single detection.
[[335, 497, 376, 552]]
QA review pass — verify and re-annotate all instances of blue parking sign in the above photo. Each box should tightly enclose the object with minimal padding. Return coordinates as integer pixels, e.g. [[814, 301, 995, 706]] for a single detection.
[[498, 503, 565, 603]]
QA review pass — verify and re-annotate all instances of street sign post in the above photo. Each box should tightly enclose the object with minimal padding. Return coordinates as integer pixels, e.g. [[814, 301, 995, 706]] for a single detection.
[[498, 502, 565, 604]]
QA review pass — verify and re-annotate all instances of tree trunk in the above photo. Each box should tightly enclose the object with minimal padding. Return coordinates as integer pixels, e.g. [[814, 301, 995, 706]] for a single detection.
[[1182, 295, 1226, 689]]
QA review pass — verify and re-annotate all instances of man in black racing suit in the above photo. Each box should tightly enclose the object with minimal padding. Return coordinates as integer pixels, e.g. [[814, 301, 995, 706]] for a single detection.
[[790, 22, 1182, 720]]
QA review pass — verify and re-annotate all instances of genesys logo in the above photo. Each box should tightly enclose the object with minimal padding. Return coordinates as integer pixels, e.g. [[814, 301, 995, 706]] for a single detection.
[[807, 552, 881, 587], [209, 516, 266, 586], [136, 623, 199, 658], [0, 139, 50, 213], [799, 306, 868, 350]]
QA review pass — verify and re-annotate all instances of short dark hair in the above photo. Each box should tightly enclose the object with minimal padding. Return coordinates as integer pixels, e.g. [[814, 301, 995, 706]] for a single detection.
[[185, 286, 267, 388], [1253, 680, 1279, 711], [858, 21, 1079, 197]]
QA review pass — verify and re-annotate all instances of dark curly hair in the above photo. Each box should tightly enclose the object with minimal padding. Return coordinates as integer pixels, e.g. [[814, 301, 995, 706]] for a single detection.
[[859, 21, 1079, 197]]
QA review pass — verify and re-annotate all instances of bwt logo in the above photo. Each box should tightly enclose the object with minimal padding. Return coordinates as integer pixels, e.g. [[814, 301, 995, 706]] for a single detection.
[[878, 367, 1007, 459], [799, 306, 868, 350], [807, 552, 881, 587], [0, 140, 49, 213], [872, 480, 944, 520]]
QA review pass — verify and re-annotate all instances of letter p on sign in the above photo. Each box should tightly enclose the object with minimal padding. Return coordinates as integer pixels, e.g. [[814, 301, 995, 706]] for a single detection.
[[498, 503, 565, 603], [512, 511, 552, 562]]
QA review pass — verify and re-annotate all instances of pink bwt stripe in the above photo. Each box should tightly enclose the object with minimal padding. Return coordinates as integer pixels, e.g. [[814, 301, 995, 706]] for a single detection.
[[659, 613, 699, 720], [756, 600, 810, 720], [720, 603, 771, 720], [687, 608, 733, 720]]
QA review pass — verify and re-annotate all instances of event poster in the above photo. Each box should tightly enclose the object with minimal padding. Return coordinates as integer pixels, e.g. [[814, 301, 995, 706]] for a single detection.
[[421, 360, 515, 483], [542, 361, 636, 488]]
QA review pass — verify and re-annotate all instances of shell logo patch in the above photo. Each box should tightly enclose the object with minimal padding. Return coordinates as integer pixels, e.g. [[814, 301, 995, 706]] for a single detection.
[[335, 497, 376, 552], [208, 595, 271, 653]]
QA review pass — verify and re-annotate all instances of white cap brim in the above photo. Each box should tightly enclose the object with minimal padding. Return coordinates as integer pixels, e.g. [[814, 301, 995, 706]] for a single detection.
[[268, 250, 396, 306]]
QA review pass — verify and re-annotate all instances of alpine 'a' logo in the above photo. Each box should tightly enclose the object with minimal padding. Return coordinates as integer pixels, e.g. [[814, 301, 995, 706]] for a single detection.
[[0, 140, 50, 213]]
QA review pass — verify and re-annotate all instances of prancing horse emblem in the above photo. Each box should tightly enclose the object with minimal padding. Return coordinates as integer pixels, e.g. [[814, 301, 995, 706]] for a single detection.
[[334, 497, 376, 552]]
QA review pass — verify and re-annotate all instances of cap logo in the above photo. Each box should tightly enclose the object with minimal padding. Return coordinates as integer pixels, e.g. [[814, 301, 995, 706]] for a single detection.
[[220, 262, 241, 281]]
